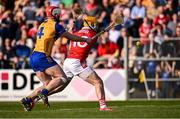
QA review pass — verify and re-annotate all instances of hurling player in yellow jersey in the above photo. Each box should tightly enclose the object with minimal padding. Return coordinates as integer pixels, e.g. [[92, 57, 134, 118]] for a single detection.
[[20, 6, 91, 111]]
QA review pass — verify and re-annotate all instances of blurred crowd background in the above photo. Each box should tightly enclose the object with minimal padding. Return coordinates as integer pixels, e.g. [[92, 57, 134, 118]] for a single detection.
[[0, 0, 180, 98]]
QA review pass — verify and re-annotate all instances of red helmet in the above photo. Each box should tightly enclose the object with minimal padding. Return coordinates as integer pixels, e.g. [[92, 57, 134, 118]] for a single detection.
[[46, 6, 61, 19]]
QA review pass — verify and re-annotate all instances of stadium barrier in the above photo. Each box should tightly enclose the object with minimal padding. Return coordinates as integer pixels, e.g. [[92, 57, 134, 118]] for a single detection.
[[0, 69, 127, 101], [126, 37, 180, 99]]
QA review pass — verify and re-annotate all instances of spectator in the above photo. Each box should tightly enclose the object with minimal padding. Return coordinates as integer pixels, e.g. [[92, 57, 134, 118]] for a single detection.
[[157, 61, 173, 98], [145, 0, 158, 20], [131, 0, 146, 19], [131, 0, 146, 37], [117, 27, 128, 55], [101, 0, 113, 16], [22, 1, 37, 24], [35, 6, 46, 23], [28, 21, 39, 41], [139, 17, 152, 45], [123, 7, 134, 30], [142, 0, 155, 8], [160, 37, 176, 57], [86, 48, 98, 67], [97, 11, 110, 30], [11, 56, 22, 70], [51, 37, 68, 66], [154, 25, 165, 46], [59, 3, 71, 21], [109, 27, 121, 43], [2, 38, 14, 60], [145, 53, 158, 98], [178, 0, 180, 16], [167, 13, 178, 36], [97, 31, 119, 67], [0, 5, 5, 19], [97, 32, 119, 57], [153, 5, 169, 29], [84, 0, 99, 16], [111, 56, 122, 69], [156, 0, 167, 6], [97, 0, 113, 30], [143, 32, 160, 58], [0, 51, 11, 69], [173, 53, 180, 97], [164, 0, 176, 17], [175, 23, 180, 56]]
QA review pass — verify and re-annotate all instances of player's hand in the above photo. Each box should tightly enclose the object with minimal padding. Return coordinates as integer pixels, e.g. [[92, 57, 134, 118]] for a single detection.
[[83, 38, 91, 44], [67, 19, 75, 32]]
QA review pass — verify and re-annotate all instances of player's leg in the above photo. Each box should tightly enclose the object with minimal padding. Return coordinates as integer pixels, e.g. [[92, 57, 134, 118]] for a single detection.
[[38, 64, 68, 106], [63, 58, 111, 111], [44, 59, 74, 96], [79, 68, 112, 111], [43, 64, 68, 92], [46, 58, 74, 95], [21, 52, 68, 110], [28, 71, 53, 106], [20, 71, 52, 111], [29, 72, 52, 99], [48, 79, 71, 95], [30, 79, 71, 105]]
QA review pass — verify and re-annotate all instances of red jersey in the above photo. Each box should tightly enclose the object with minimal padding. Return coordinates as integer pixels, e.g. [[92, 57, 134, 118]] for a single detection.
[[139, 23, 152, 45], [153, 15, 169, 26], [68, 27, 97, 62], [97, 41, 119, 56]]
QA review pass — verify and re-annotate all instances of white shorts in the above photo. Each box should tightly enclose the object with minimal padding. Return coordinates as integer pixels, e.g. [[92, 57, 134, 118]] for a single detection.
[[63, 58, 94, 80]]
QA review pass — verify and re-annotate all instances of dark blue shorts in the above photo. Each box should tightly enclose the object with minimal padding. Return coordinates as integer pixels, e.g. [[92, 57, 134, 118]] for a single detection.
[[30, 51, 57, 72]]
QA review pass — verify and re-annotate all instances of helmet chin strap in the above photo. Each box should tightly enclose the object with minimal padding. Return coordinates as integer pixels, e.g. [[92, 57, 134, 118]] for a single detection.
[[84, 19, 97, 33], [53, 13, 60, 21], [54, 16, 60, 22]]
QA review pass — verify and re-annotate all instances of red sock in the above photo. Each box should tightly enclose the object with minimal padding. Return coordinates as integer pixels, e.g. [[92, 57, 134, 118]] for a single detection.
[[99, 98, 107, 109]]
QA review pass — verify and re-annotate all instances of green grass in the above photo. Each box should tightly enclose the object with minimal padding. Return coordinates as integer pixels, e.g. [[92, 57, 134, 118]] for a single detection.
[[0, 100, 180, 118]]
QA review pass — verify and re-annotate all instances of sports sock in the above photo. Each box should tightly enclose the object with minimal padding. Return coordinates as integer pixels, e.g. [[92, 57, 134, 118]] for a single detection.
[[99, 98, 107, 109], [41, 89, 49, 96], [26, 97, 33, 103]]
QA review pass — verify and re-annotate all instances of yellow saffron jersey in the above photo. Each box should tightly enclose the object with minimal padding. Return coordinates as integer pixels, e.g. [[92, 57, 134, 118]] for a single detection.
[[34, 19, 66, 56]]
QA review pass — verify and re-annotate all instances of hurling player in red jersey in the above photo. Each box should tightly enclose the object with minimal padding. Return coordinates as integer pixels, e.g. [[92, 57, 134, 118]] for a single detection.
[[37, 16, 112, 111], [62, 16, 112, 111]]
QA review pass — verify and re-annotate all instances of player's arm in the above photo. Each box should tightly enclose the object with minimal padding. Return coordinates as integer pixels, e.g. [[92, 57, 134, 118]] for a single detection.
[[55, 22, 91, 43]]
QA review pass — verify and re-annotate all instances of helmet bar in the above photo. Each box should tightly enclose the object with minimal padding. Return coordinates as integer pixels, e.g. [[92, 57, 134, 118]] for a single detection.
[[46, 6, 61, 19], [84, 19, 97, 33], [52, 8, 61, 17]]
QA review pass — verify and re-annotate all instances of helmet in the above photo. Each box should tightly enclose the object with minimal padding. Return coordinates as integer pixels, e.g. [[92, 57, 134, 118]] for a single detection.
[[83, 16, 97, 29], [46, 6, 61, 19]]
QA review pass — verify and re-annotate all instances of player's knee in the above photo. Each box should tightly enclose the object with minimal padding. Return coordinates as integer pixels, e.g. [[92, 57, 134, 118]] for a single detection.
[[79, 67, 94, 79], [94, 78, 103, 87], [91, 73, 103, 85], [43, 80, 50, 86]]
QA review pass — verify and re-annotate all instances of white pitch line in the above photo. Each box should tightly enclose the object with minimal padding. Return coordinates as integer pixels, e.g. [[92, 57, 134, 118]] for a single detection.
[[0, 106, 118, 112], [122, 105, 180, 108], [1, 105, 179, 112]]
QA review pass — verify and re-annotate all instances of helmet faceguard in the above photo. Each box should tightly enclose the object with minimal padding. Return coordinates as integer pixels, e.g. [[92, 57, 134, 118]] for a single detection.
[[46, 6, 61, 21], [83, 16, 97, 32]]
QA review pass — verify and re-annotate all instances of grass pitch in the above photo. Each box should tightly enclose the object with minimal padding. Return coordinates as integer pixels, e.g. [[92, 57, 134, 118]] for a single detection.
[[0, 100, 180, 118]]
